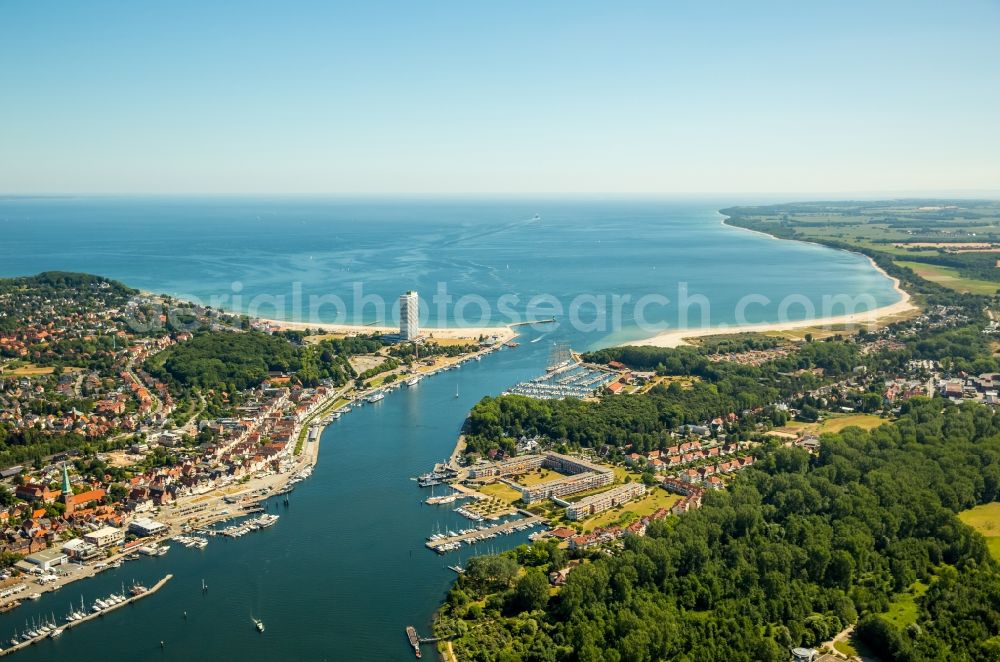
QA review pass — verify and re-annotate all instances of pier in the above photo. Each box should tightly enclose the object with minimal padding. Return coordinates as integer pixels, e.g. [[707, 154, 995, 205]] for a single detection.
[[425, 514, 545, 552], [509, 318, 556, 327], [0, 574, 173, 657]]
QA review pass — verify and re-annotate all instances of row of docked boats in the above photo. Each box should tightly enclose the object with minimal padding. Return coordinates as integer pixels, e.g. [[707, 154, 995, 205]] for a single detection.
[[460, 522, 537, 545], [287, 465, 313, 486], [11, 613, 62, 645], [172, 535, 209, 549], [453, 505, 486, 521], [432, 540, 463, 553], [425, 492, 470, 505], [7, 583, 147, 648], [416, 465, 458, 488], [212, 513, 279, 538], [138, 543, 170, 556], [426, 520, 544, 553]]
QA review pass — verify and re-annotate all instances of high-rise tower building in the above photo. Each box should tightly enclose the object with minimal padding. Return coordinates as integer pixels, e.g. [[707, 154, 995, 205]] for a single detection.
[[399, 291, 419, 341]]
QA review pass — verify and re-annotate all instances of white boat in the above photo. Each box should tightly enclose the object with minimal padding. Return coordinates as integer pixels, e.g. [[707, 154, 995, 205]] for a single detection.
[[50, 628, 64, 638], [405, 376, 421, 386], [252, 617, 265, 633], [366, 392, 385, 403]]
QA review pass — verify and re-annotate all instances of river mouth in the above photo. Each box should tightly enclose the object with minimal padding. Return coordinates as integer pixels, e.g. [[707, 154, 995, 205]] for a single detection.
[[0, 197, 900, 660]]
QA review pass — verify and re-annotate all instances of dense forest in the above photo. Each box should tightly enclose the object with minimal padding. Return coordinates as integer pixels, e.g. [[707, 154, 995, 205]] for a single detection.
[[438, 398, 1000, 661], [145, 330, 357, 393]]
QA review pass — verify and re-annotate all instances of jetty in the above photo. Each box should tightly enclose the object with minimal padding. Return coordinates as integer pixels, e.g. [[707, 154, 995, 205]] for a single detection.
[[0, 574, 173, 657], [509, 318, 556, 327], [425, 514, 544, 553]]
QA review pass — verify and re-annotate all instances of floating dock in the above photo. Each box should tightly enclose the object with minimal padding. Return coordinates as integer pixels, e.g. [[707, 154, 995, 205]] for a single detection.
[[0, 574, 173, 657], [425, 514, 544, 553]]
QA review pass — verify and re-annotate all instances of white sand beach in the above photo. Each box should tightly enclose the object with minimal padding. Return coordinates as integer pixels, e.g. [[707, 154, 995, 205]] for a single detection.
[[260, 318, 517, 344], [627, 258, 917, 348]]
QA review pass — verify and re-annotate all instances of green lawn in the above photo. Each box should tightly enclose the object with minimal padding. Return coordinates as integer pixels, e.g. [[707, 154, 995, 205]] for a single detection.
[[478, 481, 523, 504], [511, 468, 560, 486], [895, 260, 1000, 295], [834, 639, 857, 656], [580, 488, 681, 532], [883, 580, 928, 628], [959, 502, 1000, 561]]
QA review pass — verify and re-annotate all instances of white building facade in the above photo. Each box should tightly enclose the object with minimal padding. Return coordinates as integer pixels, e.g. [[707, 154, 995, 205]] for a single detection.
[[399, 291, 419, 340]]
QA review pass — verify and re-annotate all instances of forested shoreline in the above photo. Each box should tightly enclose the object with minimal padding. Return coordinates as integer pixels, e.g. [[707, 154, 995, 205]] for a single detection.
[[438, 399, 1000, 661], [441, 203, 1000, 661]]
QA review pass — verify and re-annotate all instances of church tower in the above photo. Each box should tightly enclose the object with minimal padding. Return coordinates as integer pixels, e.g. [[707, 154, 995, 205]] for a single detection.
[[61, 462, 74, 516]]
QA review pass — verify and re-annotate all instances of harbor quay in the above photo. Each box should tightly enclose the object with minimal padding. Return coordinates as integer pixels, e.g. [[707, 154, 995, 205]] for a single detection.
[[0, 574, 173, 656], [0, 322, 503, 625]]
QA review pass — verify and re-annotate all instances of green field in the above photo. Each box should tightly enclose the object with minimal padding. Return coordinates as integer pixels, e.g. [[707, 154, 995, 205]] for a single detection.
[[773, 413, 887, 436], [959, 502, 1000, 561], [818, 413, 887, 433], [721, 202, 1000, 303], [895, 260, 1000, 295]]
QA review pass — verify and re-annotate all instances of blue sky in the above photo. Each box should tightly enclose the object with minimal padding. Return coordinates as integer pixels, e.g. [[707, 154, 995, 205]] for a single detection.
[[1, 1, 998, 195]]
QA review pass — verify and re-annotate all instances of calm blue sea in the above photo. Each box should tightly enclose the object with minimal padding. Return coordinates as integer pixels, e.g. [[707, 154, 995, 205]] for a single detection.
[[0, 197, 898, 660], [0, 196, 898, 348]]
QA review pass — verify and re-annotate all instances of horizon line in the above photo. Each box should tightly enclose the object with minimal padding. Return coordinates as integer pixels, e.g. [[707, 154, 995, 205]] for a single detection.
[[2, 189, 1000, 200]]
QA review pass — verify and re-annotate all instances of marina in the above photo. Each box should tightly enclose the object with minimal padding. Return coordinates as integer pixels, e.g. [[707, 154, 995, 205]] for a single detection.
[[0, 575, 172, 657], [505, 354, 618, 400], [425, 514, 545, 553], [211, 514, 280, 538]]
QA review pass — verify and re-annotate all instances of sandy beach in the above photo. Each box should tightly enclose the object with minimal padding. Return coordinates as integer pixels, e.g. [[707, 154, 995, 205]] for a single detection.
[[627, 257, 918, 348], [260, 318, 517, 344]]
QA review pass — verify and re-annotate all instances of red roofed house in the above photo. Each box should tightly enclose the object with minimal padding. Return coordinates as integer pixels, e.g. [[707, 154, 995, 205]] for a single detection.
[[16, 483, 60, 504]]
